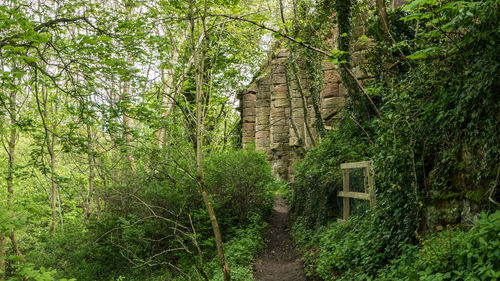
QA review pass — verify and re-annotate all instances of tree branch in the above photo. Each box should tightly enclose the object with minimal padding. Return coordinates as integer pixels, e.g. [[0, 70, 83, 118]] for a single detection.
[[210, 13, 382, 119]]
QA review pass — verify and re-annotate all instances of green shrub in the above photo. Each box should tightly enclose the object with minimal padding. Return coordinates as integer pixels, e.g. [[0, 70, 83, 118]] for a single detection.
[[298, 211, 499, 281], [292, 118, 373, 228], [170, 212, 268, 281], [315, 206, 414, 280], [204, 148, 274, 227], [24, 148, 274, 281], [6, 263, 75, 281], [377, 211, 500, 281], [211, 212, 267, 281]]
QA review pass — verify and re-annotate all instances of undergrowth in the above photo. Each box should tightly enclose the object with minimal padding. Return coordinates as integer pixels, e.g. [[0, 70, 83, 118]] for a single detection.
[[291, 0, 499, 280], [293, 211, 499, 281], [23, 148, 275, 281]]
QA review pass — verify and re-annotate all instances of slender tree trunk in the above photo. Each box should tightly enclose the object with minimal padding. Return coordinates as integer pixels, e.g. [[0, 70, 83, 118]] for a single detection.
[[48, 126, 57, 234], [375, 0, 392, 42], [157, 33, 187, 146], [57, 184, 64, 231], [284, 64, 307, 155], [122, 2, 135, 171], [190, 1, 230, 280], [278, 0, 323, 141], [289, 56, 320, 144], [85, 123, 95, 220], [335, 0, 374, 119], [96, 159, 105, 221], [96, 194, 102, 221], [6, 89, 22, 258], [1, 88, 22, 279], [0, 232, 5, 280], [42, 89, 58, 235], [122, 80, 134, 169]]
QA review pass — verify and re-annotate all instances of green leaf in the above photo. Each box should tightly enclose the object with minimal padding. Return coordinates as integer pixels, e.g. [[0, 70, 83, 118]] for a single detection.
[[407, 46, 440, 60]]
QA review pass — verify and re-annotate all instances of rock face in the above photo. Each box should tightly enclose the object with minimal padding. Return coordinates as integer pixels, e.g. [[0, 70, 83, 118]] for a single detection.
[[240, 49, 365, 181], [423, 198, 481, 234], [240, 33, 374, 181]]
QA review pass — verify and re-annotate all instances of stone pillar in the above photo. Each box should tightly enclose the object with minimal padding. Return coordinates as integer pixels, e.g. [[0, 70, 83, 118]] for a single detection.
[[255, 73, 271, 155], [321, 62, 346, 126], [239, 46, 362, 183], [270, 50, 291, 181], [241, 89, 256, 148]]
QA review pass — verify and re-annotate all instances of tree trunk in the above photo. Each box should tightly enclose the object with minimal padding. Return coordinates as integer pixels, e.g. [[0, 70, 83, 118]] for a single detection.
[[48, 125, 57, 234], [376, 0, 392, 42], [289, 55, 320, 144], [6, 89, 22, 258], [190, 1, 231, 280], [122, 80, 135, 169], [42, 88, 58, 235], [0, 232, 5, 280], [278, 0, 323, 141], [1, 88, 23, 279], [284, 63, 307, 155], [85, 123, 95, 221], [122, 2, 135, 171], [335, 0, 374, 120], [157, 33, 187, 146]]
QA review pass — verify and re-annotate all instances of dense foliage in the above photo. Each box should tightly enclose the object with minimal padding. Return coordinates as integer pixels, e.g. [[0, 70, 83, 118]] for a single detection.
[[0, 0, 278, 279], [291, 0, 499, 279], [1, 0, 498, 280], [293, 210, 499, 280], [376, 211, 500, 281], [19, 149, 274, 281], [291, 119, 372, 228], [205, 149, 274, 224]]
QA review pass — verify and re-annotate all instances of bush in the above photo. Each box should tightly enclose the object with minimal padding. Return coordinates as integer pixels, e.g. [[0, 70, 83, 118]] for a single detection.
[[377, 211, 500, 281], [24, 148, 274, 281], [291, 118, 373, 228], [315, 205, 414, 280], [295, 211, 500, 281], [204, 148, 274, 227], [171, 212, 268, 281]]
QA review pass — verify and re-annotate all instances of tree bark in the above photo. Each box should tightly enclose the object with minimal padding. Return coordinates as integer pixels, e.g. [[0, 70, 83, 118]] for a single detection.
[[48, 121, 57, 234], [0, 232, 5, 280], [284, 63, 307, 155], [289, 55, 320, 144], [84, 123, 95, 221], [278, 0, 324, 140], [6, 89, 22, 257], [190, 1, 231, 280], [122, 2, 135, 171], [1, 88, 23, 279], [157, 33, 187, 146], [376, 0, 392, 42], [42, 88, 58, 235], [122, 80, 134, 169]]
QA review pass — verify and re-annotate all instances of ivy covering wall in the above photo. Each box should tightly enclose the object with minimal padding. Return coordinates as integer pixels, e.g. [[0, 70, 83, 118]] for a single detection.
[[291, 0, 500, 279]]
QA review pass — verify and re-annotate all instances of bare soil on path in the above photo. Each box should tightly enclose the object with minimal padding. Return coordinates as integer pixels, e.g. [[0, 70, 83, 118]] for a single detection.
[[253, 196, 309, 281]]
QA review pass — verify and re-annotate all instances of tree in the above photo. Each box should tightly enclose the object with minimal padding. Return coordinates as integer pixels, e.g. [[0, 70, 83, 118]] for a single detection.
[[189, 0, 231, 279]]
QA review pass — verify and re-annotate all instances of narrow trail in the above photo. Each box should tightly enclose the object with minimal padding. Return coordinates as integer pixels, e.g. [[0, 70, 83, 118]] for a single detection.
[[253, 196, 309, 281]]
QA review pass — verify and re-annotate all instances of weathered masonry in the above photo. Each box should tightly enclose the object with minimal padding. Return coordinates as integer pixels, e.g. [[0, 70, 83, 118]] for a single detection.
[[239, 42, 371, 181], [238, 1, 412, 182]]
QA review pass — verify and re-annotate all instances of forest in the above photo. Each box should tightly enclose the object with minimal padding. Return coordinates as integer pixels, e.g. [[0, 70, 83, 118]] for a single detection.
[[0, 0, 498, 280]]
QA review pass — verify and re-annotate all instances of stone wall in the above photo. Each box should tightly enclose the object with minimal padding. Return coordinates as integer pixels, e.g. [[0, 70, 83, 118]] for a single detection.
[[240, 50, 352, 181], [240, 18, 375, 181]]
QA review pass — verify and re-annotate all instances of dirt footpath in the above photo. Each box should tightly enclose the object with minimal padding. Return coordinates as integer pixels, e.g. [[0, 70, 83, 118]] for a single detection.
[[253, 196, 309, 281]]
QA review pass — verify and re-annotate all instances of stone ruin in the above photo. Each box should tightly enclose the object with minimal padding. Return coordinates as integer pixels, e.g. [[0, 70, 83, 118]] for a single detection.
[[239, 1, 479, 233], [239, 40, 371, 181], [238, 1, 412, 182]]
